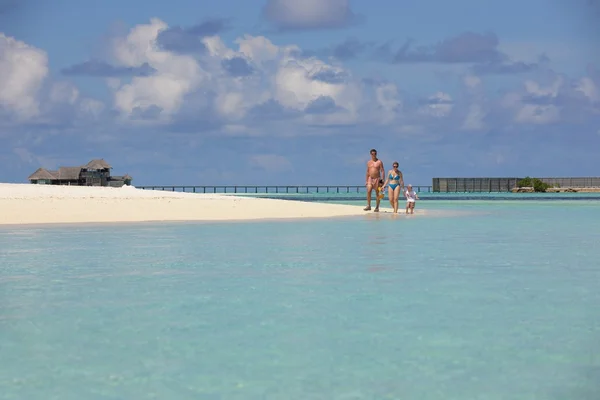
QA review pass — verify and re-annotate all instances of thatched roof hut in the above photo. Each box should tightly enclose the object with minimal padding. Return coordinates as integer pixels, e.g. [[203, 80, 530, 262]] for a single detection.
[[58, 167, 82, 180], [28, 159, 131, 186], [28, 168, 57, 181], [84, 159, 111, 170]]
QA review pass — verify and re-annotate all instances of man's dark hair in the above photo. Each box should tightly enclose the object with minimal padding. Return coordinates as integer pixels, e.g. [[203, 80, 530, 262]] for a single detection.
[[370, 148, 377, 154]]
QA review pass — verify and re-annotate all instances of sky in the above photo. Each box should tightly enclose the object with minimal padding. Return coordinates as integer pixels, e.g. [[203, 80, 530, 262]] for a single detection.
[[0, 0, 599, 186]]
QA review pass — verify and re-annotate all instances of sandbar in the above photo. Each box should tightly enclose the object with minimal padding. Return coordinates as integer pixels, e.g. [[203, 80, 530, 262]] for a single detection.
[[0, 183, 371, 226]]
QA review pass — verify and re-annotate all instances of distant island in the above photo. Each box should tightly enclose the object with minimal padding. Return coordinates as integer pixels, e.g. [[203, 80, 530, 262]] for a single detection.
[[511, 176, 600, 193], [433, 177, 600, 193]]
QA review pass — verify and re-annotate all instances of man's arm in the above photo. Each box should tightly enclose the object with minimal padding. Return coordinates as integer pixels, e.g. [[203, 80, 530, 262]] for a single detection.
[[365, 162, 370, 185], [379, 161, 385, 180]]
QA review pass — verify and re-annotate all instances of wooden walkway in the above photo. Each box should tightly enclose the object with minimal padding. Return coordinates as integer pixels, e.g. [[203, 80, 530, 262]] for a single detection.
[[136, 185, 433, 194]]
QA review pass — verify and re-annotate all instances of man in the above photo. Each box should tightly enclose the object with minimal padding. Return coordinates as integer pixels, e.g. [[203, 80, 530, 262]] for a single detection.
[[364, 148, 385, 211]]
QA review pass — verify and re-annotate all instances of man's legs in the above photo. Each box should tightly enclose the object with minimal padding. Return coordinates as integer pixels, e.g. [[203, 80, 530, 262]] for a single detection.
[[365, 183, 373, 210]]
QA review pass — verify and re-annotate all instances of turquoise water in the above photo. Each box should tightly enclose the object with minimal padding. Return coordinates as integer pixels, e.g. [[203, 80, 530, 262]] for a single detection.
[[1, 199, 600, 399]]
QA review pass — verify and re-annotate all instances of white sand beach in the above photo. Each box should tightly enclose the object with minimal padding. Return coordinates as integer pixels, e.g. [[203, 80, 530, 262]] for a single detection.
[[0, 183, 370, 226]]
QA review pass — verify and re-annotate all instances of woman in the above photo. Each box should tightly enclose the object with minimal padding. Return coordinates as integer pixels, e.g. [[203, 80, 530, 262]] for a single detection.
[[383, 161, 404, 213]]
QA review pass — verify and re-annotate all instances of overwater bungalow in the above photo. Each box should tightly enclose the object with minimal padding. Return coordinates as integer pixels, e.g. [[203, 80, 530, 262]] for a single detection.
[[28, 159, 132, 187]]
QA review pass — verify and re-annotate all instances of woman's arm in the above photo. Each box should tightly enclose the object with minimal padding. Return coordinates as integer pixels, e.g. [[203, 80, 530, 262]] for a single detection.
[[382, 170, 390, 188], [399, 172, 405, 188]]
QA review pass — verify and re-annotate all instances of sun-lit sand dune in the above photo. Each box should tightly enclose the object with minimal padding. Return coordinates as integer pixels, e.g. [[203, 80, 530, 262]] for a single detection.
[[0, 183, 371, 225]]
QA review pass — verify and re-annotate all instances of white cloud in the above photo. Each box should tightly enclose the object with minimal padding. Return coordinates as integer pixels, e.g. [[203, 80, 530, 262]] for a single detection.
[[249, 154, 292, 171], [461, 75, 486, 130], [0, 33, 48, 119], [374, 83, 402, 124], [49, 81, 79, 105], [419, 91, 453, 118], [111, 18, 208, 120], [262, 0, 356, 30], [463, 75, 482, 90], [514, 103, 560, 124], [105, 18, 367, 127], [463, 104, 486, 130], [235, 34, 281, 64], [0, 32, 108, 128], [275, 60, 349, 110], [78, 98, 106, 119], [576, 77, 599, 103], [523, 77, 563, 98], [501, 77, 563, 125], [4, 18, 598, 143]]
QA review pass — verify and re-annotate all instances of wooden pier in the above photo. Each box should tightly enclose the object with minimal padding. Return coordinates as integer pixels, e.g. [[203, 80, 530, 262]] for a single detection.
[[136, 185, 433, 194]]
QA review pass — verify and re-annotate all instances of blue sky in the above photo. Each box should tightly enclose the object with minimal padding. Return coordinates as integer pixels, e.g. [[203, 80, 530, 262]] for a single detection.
[[1, 0, 599, 186]]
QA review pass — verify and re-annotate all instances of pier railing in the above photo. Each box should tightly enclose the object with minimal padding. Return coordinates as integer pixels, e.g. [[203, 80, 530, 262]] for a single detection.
[[136, 185, 433, 194]]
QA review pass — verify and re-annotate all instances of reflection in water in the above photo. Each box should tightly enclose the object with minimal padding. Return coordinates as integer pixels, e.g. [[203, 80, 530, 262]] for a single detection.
[[362, 222, 406, 273]]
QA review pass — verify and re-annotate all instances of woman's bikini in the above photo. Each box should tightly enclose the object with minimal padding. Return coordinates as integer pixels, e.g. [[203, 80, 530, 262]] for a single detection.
[[388, 170, 400, 190]]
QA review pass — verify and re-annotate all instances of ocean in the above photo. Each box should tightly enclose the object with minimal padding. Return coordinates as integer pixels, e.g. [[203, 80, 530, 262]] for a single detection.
[[1, 196, 599, 399]]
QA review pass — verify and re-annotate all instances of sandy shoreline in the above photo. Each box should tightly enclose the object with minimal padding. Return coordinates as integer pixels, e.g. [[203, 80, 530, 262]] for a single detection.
[[0, 183, 371, 226]]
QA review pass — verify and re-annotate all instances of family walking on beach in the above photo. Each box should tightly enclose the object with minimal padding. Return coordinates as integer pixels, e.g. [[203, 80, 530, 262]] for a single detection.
[[364, 148, 419, 214]]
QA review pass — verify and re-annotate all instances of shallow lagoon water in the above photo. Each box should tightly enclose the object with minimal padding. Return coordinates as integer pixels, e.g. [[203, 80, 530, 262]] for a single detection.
[[1, 198, 599, 399]]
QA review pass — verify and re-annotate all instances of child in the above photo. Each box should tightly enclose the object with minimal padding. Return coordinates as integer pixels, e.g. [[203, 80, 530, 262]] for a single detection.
[[404, 184, 419, 214], [376, 179, 385, 200], [373, 179, 385, 212]]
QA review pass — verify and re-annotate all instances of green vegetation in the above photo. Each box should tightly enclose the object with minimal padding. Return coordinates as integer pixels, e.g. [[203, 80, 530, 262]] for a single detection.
[[517, 176, 551, 192]]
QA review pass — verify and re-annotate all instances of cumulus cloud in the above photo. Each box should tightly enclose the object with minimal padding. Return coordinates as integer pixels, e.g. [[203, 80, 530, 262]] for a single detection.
[[4, 17, 600, 146], [80, 18, 372, 128], [262, 0, 361, 30], [419, 92, 454, 118], [0, 32, 106, 128], [461, 75, 487, 131], [0, 33, 48, 119], [497, 72, 600, 125]]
